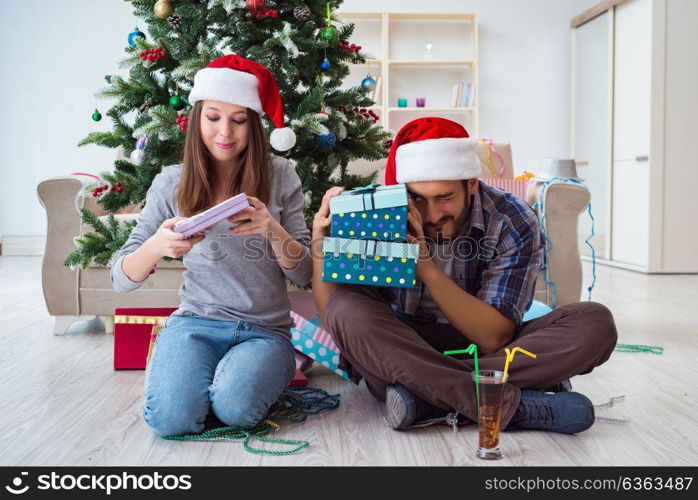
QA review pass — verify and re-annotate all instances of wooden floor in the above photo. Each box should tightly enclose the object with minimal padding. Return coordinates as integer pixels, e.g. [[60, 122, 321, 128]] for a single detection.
[[1, 256, 696, 466]]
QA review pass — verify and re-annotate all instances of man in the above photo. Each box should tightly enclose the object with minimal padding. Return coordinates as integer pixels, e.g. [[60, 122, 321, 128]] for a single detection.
[[311, 117, 617, 433]]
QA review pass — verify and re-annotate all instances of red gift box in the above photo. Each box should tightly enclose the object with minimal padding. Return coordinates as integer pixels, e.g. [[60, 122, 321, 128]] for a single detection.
[[114, 308, 177, 370], [289, 369, 308, 387]]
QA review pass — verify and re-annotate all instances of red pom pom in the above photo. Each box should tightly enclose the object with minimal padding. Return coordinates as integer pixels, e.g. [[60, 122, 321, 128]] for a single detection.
[[115, 182, 121, 187], [116, 187, 123, 193], [161, 52, 167, 58]]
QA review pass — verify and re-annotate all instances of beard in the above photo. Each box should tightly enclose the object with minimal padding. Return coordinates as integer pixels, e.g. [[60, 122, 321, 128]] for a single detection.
[[424, 194, 471, 243]]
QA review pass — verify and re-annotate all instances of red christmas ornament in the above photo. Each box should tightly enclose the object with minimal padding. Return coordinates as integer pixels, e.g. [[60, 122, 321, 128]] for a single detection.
[[139, 47, 166, 63], [176, 113, 189, 132], [338, 40, 361, 54], [246, 0, 265, 12]]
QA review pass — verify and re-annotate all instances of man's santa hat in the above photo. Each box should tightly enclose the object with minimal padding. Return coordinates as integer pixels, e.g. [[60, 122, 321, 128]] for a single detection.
[[188, 54, 296, 151], [384, 117, 480, 185]]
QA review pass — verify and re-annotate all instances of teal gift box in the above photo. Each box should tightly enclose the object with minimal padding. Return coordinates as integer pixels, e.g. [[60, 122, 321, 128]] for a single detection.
[[329, 184, 409, 242], [322, 236, 419, 288]]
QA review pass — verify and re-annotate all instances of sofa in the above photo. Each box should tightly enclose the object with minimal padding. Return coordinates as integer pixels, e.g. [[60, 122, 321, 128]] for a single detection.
[[37, 142, 590, 335]]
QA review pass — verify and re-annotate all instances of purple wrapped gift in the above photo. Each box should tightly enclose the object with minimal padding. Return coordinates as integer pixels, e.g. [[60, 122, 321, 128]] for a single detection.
[[173, 192, 250, 238]]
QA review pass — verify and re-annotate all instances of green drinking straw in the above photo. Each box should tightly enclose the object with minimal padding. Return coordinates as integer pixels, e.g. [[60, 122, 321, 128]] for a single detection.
[[444, 344, 480, 416], [614, 344, 663, 354]]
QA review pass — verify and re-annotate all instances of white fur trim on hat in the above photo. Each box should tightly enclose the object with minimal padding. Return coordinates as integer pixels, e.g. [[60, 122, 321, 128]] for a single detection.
[[395, 137, 481, 183], [188, 67, 264, 115], [269, 127, 296, 151]]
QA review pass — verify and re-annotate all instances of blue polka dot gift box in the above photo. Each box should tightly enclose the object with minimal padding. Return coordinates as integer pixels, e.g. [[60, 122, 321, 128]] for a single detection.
[[322, 236, 420, 288], [329, 183, 409, 242], [289, 291, 350, 381]]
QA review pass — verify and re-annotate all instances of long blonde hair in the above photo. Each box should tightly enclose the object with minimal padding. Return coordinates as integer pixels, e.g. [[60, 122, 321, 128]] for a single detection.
[[177, 101, 271, 216]]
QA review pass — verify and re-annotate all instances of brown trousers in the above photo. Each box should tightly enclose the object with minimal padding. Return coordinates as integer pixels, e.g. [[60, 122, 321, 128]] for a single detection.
[[325, 286, 618, 427]]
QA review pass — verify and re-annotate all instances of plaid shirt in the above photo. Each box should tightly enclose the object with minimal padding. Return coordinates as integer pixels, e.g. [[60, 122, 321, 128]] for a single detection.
[[386, 182, 544, 328]]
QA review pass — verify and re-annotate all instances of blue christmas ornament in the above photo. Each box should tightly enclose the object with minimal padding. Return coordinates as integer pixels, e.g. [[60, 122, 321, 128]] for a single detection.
[[317, 131, 336, 149], [128, 27, 146, 47], [361, 76, 377, 92], [320, 58, 331, 71]]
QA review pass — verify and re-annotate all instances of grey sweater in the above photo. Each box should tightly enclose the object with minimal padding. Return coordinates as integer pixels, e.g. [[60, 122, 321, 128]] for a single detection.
[[110, 156, 312, 338]]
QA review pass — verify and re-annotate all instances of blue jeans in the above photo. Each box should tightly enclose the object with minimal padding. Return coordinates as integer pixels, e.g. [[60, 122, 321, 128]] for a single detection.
[[143, 313, 296, 436]]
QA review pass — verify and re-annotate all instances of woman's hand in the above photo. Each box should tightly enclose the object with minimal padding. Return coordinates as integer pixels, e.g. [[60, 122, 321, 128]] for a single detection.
[[228, 196, 280, 238], [312, 186, 344, 239], [143, 217, 205, 259]]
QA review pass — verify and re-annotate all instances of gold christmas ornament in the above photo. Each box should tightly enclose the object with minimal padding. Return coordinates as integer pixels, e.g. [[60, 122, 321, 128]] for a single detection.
[[154, 0, 174, 19]]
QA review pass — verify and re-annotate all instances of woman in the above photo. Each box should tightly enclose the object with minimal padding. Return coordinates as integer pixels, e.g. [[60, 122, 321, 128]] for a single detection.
[[110, 55, 310, 436]]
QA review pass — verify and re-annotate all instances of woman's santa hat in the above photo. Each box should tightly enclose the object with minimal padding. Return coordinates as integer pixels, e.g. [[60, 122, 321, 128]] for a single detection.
[[384, 117, 480, 185], [188, 54, 296, 151]]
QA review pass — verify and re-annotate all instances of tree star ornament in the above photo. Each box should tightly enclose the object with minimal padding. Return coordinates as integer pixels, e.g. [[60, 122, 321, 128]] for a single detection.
[[154, 0, 174, 19]]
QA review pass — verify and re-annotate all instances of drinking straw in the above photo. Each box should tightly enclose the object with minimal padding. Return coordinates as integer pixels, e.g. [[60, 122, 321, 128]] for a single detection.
[[444, 344, 479, 415], [614, 344, 663, 354], [502, 347, 537, 383]]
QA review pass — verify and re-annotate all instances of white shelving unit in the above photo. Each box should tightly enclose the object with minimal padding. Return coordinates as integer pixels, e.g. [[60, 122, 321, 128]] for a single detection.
[[338, 11, 479, 136]]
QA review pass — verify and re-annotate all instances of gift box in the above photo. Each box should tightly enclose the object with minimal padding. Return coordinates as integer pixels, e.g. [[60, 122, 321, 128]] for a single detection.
[[289, 369, 308, 387], [114, 308, 177, 370], [288, 291, 350, 381], [479, 178, 530, 202], [322, 236, 419, 288], [329, 184, 409, 242]]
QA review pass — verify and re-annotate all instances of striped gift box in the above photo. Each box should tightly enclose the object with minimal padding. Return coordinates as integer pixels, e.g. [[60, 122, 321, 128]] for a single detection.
[[479, 178, 530, 202], [288, 291, 350, 381]]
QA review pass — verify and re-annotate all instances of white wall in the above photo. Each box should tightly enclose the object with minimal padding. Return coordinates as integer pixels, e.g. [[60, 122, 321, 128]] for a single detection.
[[0, 0, 596, 239]]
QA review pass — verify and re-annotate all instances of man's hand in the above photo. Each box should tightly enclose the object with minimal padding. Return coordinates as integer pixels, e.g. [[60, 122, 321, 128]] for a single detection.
[[406, 199, 434, 279], [312, 186, 344, 240]]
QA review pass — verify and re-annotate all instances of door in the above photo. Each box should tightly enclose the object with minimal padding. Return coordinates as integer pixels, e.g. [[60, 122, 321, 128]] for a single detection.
[[611, 0, 651, 266], [573, 11, 612, 259]]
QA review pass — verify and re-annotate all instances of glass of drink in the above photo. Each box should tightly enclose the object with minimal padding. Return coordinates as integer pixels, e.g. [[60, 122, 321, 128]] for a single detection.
[[471, 370, 506, 460]]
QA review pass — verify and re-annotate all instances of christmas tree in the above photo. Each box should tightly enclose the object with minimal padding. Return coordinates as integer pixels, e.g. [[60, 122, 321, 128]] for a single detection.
[[66, 0, 390, 269]]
